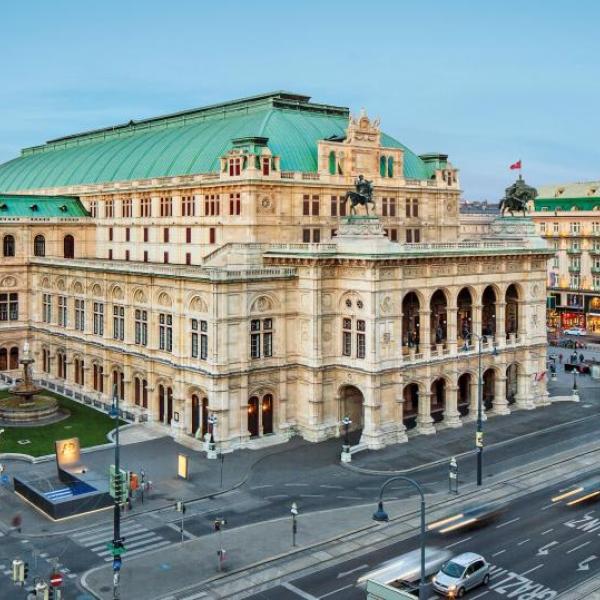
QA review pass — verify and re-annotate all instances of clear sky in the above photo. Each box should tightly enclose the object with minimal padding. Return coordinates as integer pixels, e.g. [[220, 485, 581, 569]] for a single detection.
[[1, 0, 598, 199]]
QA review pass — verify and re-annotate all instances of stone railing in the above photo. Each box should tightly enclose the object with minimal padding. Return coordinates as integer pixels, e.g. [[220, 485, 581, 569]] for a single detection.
[[31, 257, 297, 281]]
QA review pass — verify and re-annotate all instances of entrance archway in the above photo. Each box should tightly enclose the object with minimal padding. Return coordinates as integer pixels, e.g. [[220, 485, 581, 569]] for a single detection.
[[339, 385, 364, 434], [262, 394, 273, 435], [158, 384, 173, 425], [483, 369, 495, 410], [457, 373, 471, 416], [247, 392, 275, 438], [191, 394, 209, 436], [248, 396, 259, 437], [506, 364, 518, 404], [430, 378, 446, 423], [403, 383, 419, 430]]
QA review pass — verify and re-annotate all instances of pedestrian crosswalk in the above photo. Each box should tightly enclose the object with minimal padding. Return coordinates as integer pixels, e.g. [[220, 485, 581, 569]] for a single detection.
[[71, 520, 173, 562]]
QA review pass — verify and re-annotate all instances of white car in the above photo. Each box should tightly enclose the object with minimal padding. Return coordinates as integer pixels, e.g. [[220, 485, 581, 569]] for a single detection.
[[563, 327, 586, 336]]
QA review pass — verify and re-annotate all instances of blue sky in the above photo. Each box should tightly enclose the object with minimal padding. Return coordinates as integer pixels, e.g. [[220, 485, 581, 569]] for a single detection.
[[0, 0, 598, 199]]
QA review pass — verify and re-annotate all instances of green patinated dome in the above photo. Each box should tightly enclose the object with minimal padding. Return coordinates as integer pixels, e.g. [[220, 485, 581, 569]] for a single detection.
[[0, 92, 433, 191]]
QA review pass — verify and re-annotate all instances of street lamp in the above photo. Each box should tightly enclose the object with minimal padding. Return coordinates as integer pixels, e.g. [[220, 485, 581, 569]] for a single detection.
[[465, 332, 499, 487], [572, 369, 578, 397], [290, 501, 298, 547], [341, 415, 352, 461], [207, 414, 217, 460], [109, 385, 123, 600], [372, 476, 427, 598]]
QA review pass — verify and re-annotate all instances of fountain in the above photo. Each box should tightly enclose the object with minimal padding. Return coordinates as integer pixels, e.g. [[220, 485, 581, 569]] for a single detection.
[[0, 342, 65, 424]]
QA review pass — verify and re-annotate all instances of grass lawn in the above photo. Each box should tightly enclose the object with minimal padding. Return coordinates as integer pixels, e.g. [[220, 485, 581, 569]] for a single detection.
[[0, 390, 121, 457]]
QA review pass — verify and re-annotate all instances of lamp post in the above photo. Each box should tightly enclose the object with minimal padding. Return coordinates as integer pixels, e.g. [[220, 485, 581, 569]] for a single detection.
[[207, 414, 217, 459], [372, 476, 426, 597], [572, 369, 578, 398], [341, 415, 352, 462], [110, 385, 122, 600], [290, 501, 298, 546]]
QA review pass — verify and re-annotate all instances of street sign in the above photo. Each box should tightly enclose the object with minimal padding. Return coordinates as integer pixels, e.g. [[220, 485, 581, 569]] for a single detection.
[[113, 556, 122, 572], [476, 431, 483, 448], [49, 572, 63, 587]]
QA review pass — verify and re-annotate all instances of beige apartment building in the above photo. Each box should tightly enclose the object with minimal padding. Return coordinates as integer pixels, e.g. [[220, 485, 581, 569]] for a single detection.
[[0, 92, 551, 451], [531, 182, 600, 334]]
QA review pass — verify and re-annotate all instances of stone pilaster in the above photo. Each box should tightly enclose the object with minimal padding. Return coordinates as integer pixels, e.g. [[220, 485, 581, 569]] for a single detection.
[[443, 385, 462, 428], [417, 391, 435, 435], [492, 375, 510, 415]]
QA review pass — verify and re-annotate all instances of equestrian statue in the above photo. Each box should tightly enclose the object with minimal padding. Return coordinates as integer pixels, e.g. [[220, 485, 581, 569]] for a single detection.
[[344, 175, 375, 215], [499, 175, 537, 217]]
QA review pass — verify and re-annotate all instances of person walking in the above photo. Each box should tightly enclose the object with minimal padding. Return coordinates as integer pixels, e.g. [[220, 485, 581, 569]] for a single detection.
[[579, 352, 585, 363], [558, 353, 563, 364]]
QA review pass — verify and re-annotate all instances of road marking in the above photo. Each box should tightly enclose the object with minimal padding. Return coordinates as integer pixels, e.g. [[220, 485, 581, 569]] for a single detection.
[[90, 530, 157, 552], [490, 568, 507, 580], [102, 539, 172, 561], [249, 484, 273, 489], [281, 582, 319, 599], [492, 550, 506, 557], [444, 536, 472, 549], [521, 564, 544, 576], [299, 494, 325, 498], [541, 503, 554, 510], [496, 517, 520, 528], [97, 534, 164, 557], [336, 495, 362, 500], [321, 584, 354, 598], [537, 541, 559, 556], [285, 483, 309, 487], [470, 591, 490, 599], [166, 522, 196, 539], [177, 592, 208, 600], [320, 484, 344, 489], [567, 541, 591, 554], [577, 555, 598, 571], [541, 528, 554, 535], [336, 563, 369, 579], [517, 538, 530, 546]]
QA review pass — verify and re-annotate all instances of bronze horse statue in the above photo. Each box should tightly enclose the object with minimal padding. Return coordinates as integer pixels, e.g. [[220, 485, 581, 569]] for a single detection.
[[344, 175, 375, 215], [499, 175, 537, 217]]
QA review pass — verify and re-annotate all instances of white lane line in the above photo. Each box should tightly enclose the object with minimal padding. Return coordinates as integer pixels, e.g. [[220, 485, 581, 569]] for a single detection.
[[321, 584, 354, 598], [541, 528, 554, 535], [496, 517, 521, 528], [320, 484, 344, 489], [567, 541, 591, 554], [285, 483, 309, 487], [541, 504, 554, 511], [179, 592, 208, 600], [470, 591, 490, 599], [491, 568, 507, 580], [444, 536, 472, 549], [517, 538, 530, 546], [299, 494, 325, 498], [336, 563, 369, 579], [336, 495, 362, 500], [281, 581, 319, 600], [97, 535, 165, 557], [492, 549, 507, 557], [89, 530, 157, 552], [166, 522, 195, 539], [521, 564, 544, 576], [250, 484, 273, 490]]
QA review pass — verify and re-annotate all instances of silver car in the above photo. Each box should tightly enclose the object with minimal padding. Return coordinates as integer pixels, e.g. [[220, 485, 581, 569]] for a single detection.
[[432, 552, 490, 597]]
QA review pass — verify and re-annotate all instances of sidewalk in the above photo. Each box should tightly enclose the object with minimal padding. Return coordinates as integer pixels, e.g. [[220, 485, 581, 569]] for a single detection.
[[81, 437, 600, 600]]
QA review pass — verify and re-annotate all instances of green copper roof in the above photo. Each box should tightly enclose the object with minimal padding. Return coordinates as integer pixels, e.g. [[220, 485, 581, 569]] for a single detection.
[[0, 92, 433, 191], [533, 197, 600, 211], [0, 194, 88, 217]]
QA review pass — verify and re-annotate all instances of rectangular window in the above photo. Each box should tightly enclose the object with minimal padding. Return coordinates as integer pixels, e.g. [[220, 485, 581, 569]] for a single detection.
[[263, 318, 273, 357], [553, 222, 559, 234], [0, 293, 18, 322], [58, 296, 67, 327], [164, 227, 169, 243], [122, 198, 132, 218], [330, 196, 338, 217], [389, 228, 398, 242], [108, 249, 113, 260], [229, 158, 241, 176], [342, 318, 352, 357], [229, 193, 241, 215], [382, 197, 396, 217], [125, 227, 130, 242], [539, 222, 547, 234], [312, 229, 321, 243], [75, 299, 85, 331], [356, 319, 366, 359], [553, 254, 559, 269], [186, 252, 191, 265], [406, 229, 413, 243], [302, 229, 311, 243], [191, 319, 208, 360], [186, 227, 192, 243], [108, 227, 113, 242], [89, 201, 97, 218], [113, 305, 125, 341], [134, 309, 148, 346], [570, 274, 580, 289], [160, 196, 173, 217], [205, 194, 220, 216], [405, 198, 411, 218], [93, 302, 104, 336], [209, 227, 216, 244], [414, 229, 421, 243], [303, 195, 310, 216], [412, 198, 419, 217], [594, 276, 600, 290], [181, 195, 195, 217], [570, 222, 580, 234], [140, 197, 151, 217], [262, 157, 270, 176], [105, 199, 114, 218], [143, 227, 149, 243], [164, 251, 169, 263], [312, 195, 320, 216], [159, 313, 173, 352], [143, 251, 148, 262], [389, 197, 397, 217], [125, 250, 130, 261], [42, 294, 52, 323]]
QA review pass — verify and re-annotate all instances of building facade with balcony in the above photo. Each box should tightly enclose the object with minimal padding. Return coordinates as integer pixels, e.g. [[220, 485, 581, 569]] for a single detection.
[[532, 182, 600, 333], [0, 92, 551, 451]]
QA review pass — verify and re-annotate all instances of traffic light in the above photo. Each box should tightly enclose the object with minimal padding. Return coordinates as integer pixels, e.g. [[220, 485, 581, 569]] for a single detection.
[[23, 561, 29, 581], [214, 518, 226, 532], [109, 465, 129, 504]]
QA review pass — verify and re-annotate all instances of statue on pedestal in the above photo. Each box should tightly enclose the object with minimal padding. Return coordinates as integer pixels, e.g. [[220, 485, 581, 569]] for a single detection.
[[499, 175, 537, 217], [343, 175, 375, 215]]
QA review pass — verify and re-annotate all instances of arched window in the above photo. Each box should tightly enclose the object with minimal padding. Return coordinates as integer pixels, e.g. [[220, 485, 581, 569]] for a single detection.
[[387, 156, 394, 178], [0, 348, 6, 371], [328, 151, 336, 175], [3, 235, 15, 257], [34, 235, 45, 257], [379, 156, 387, 177], [63, 235, 74, 259], [9, 346, 19, 369]]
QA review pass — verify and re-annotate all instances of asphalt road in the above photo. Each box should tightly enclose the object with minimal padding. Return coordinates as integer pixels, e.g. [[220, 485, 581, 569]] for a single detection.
[[244, 471, 600, 599]]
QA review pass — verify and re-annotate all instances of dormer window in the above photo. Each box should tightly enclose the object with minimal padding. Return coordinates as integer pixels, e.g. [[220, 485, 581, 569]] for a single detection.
[[229, 158, 242, 176], [262, 157, 270, 176], [59, 204, 68, 212], [0, 203, 7, 210], [30, 204, 38, 211]]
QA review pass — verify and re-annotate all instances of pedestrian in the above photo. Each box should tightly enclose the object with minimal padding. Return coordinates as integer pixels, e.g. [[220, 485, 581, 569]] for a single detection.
[[558, 353, 563, 364], [579, 352, 585, 363]]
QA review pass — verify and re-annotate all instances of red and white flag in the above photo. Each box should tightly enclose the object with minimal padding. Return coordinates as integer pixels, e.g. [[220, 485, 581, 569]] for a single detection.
[[510, 160, 522, 170]]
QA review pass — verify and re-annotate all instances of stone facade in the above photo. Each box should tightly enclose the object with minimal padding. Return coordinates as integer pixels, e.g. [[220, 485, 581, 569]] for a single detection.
[[0, 93, 552, 451]]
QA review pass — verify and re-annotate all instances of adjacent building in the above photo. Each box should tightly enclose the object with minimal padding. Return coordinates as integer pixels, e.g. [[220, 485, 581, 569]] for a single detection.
[[532, 181, 600, 334], [0, 91, 551, 451]]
